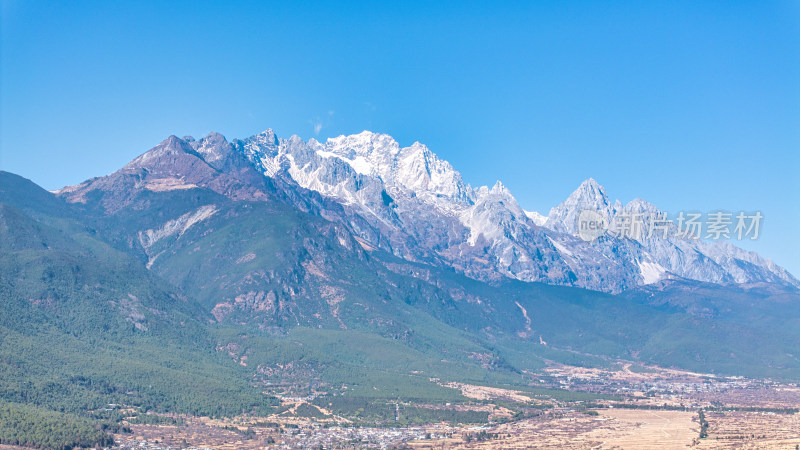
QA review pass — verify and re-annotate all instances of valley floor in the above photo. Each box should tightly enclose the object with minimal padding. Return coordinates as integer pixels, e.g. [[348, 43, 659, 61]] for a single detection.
[[109, 408, 800, 449], [106, 362, 800, 449]]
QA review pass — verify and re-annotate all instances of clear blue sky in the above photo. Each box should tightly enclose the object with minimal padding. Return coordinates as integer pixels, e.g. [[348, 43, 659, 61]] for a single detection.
[[2, 1, 799, 275]]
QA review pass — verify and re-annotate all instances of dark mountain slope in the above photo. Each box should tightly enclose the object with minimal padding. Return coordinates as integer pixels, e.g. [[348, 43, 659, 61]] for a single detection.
[[0, 176, 278, 431]]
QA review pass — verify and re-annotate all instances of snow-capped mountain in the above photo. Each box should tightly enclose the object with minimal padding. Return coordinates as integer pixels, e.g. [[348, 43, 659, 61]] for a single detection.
[[58, 129, 799, 293], [233, 130, 582, 286], [540, 179, 798, 289], [545, 178, 619, 235]]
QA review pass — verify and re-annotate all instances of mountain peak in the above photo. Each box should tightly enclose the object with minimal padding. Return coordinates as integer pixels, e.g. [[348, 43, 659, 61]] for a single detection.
[[125, 135, 194, 168], [52, 125, 800, 295], [624, 197, 659, 214], [255, 128, 279, 146], [570, 178, 608, 204], [545, 178, 613, 234], [204, 131, 226, 141], [326, 131, 400, 159], [162, 134, 186, 147], [191, 132, 233, 167], [490, 180, 509, 194]]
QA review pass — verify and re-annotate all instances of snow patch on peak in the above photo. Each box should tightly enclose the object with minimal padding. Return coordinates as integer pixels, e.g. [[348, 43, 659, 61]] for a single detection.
[[638, 260, 667, 285], [316, 150, 373, 175], [547, 236, 574, 257], [524, 210, 547, 226], [326, 131, 400, 159]]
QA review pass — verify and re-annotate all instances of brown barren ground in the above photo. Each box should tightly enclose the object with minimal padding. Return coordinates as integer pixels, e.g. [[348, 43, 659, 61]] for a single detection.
[[584, 409, 697, 449]]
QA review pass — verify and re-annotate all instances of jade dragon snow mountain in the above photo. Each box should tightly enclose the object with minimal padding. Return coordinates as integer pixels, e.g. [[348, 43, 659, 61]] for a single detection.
[[58, 129, 798, 294]]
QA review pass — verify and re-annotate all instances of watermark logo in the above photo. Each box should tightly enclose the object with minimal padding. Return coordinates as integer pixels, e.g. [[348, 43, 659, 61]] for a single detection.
[[576, 209, 763, 242], [577, 210, 608, 242]]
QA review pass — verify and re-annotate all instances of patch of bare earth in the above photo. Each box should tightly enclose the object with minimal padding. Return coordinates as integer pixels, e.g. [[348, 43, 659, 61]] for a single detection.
[[442, 381, 547, 405]]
